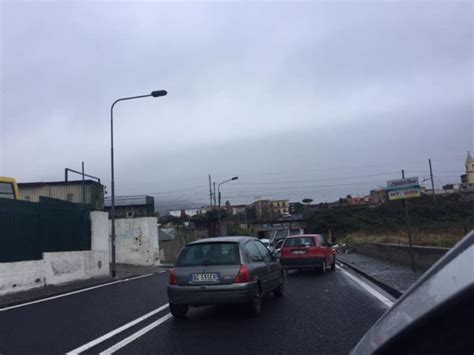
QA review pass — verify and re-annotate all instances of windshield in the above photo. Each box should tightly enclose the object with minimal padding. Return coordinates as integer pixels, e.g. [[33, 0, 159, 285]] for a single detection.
[[1, 1, 471, 354], [0, 182, 14, 199], [176, 242, 240, 267]]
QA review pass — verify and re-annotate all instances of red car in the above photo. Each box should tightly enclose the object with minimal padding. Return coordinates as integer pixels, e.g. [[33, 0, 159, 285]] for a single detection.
[[279, 234, 335, 272]]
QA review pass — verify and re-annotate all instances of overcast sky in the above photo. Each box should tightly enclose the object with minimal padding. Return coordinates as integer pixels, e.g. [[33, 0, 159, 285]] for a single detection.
[[1, 0, 472, 208]]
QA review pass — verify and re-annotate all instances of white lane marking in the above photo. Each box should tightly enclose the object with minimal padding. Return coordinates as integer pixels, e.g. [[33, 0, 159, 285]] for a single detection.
[[99, 313, 173, 354], [0, 273, 154, 312], [336, 265, 394, 308], [66, 303, 169, 355]]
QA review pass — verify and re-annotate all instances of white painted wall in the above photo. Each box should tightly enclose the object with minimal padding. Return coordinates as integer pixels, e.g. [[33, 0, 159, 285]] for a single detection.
[[91, 211, 109, 252], [0, 260, 46, 296], [44, 251, 109, 285], [110, 217, 159, 266], [0, 251, 109, 296]]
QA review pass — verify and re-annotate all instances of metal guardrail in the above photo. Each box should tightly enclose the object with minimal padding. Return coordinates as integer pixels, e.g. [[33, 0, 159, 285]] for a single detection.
[[336, 258, 402, 299]]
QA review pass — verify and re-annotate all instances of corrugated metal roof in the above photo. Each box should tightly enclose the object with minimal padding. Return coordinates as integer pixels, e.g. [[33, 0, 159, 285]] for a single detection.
[[19, 180, 102, 187]]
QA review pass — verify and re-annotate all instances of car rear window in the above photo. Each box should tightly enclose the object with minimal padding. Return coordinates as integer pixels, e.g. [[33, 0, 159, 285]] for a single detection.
[[284, 237, 315, 247], [176, 242, 240, 267]]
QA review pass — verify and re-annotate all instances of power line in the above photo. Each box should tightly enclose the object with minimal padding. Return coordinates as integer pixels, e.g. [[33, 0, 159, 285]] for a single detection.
[[234, 172, 399, 185]]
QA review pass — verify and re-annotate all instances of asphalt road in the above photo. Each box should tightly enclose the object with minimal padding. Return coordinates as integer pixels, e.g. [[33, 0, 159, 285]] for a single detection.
[[0, 267, 390, 355]]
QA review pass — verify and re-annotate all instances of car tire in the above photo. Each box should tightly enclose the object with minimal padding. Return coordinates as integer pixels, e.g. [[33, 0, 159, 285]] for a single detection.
[[249, 287, 262, 317], [321, 260, 326, 274], [170, 304, 188, 319], [273, 273, 285, 297], [330, 257, 336, 271]]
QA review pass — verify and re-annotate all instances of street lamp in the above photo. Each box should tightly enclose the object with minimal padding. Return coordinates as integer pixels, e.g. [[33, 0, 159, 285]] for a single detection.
[[110, 90, 167, 277], [217, 176, 238, 236]]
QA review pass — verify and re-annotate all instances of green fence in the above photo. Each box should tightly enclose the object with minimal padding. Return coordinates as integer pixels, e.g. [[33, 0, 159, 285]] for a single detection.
[[0, 197, 91, 262]]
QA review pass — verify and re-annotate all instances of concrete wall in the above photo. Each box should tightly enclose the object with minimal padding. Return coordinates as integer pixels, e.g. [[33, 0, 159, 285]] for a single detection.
[[0, 211, 110, 296], [0, 251, 109, 296], [44, 251, 109, 285], [111, 217, 159, 266], [91, 211, 109, 252], [354, 243, 450, 271], [0, 260, 46, 296], [159, 229, 208, 264]]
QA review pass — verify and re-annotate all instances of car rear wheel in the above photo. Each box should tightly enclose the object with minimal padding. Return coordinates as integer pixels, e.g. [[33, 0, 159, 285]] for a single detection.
[[330, 257, 336, 271], [249, 288, 262, 317], [170, 304, 188, 319], [273, 273, 285, 297]]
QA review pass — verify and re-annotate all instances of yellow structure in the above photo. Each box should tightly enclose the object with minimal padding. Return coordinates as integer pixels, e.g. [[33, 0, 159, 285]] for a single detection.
[[0, 176, 19, 199], [465, 151, 474, 184]]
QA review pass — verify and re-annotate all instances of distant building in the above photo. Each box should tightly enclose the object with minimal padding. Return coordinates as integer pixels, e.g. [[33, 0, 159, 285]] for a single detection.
[[460, 151, 474, 194], [442, 184, 460, 193], [169, 210, 183, 218], [104, 195, 155, 218], [224, 204, 247, 216], [369, 189, 387, 205], [270, 200, 289, 216], [289, 202, 304, 214], [251, 199, 289, 220], [185, 207, 209, 217], [168, 207, 209, 218], [347, 195, 370, 206], [18, 180, 104, 210], [252, 199, 273, 221]]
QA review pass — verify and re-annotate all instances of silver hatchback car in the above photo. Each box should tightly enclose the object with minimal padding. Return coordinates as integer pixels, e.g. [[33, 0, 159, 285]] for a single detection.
[[167, 236, 285, 318]]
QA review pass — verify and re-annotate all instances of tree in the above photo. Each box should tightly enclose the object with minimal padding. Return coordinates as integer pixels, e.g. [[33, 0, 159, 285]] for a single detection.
[[225, 200, 231, 207], [302, 198, 313, 205]]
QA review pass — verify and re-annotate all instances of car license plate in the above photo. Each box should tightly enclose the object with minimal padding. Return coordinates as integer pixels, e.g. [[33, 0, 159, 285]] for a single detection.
[[191, 273, 220, 283], [293, 250, 306, 254]]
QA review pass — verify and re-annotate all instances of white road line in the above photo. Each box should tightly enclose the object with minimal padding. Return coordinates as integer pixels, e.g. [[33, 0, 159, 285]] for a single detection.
[[66, 303, 169, 355], [0, 273, 154, 312], [99, 313, 173, 355], [336, 265, 394, 308]]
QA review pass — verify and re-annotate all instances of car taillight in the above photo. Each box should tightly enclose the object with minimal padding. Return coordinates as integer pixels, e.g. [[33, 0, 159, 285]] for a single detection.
[[168, 268, 177, 285], [234, 264, 250, 283]]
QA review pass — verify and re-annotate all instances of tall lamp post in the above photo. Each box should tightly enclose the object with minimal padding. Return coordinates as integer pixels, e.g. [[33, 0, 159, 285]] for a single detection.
[[110, 90, 167, 277], [217, 176, 238, 236]]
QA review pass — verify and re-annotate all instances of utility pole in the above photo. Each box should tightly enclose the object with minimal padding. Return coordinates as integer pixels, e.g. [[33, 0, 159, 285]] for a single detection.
[[213, 182, 217, 207], [218, 190, 222, 235], [81, 161, 85, 204], [208, 175, 213, 207], [402, 169, 416, 272], [429, 159, 436, 205]]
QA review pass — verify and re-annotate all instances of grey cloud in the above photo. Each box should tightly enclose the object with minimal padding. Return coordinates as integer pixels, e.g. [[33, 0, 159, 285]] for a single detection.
[[1, 1, 472, 206]]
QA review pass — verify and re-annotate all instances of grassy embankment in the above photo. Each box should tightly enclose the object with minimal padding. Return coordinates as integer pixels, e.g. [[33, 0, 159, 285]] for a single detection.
[[304, 194, 473, 248]]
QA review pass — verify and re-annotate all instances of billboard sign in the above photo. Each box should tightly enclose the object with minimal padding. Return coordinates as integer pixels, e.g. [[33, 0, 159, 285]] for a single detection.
[[387, 177, 420, 201], [387, 177, 419, 191]]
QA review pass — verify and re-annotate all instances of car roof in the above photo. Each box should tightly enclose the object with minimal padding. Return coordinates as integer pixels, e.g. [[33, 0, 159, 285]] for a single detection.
[[187, 236, 256, 245]]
